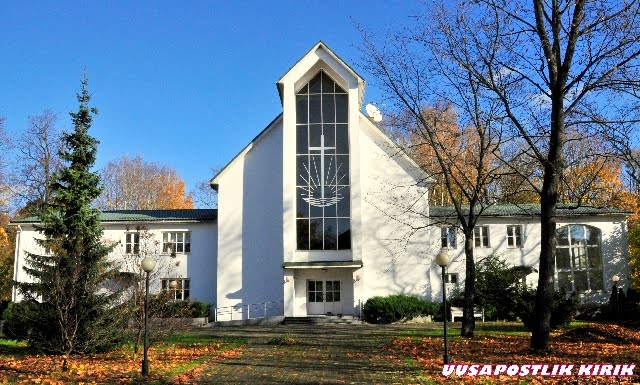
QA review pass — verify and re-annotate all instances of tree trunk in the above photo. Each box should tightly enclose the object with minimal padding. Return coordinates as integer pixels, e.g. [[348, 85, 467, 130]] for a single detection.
[[530, 192, 556, 352], [461, 232, 475, 337], [530, 100, 564, 352], [133, 326, 142, 360]]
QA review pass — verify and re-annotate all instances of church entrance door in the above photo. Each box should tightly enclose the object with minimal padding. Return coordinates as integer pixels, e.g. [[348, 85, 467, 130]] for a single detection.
[[306, 280, 343, 315]]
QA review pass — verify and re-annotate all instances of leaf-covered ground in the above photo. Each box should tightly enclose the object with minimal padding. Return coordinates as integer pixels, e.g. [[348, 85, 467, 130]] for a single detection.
[[390, 323, 640, 384], [0, 336, 242, 384]]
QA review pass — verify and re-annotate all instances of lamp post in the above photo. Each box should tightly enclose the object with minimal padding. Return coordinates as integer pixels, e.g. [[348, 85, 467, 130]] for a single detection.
[[169, 280, 178, 300], [612, 274, 620, 321], [141, 257, 157, 376], [436, 250, 451, 365]]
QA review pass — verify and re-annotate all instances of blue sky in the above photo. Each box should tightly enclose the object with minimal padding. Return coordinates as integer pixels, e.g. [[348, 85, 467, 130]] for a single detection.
[[0, 1, 419, 203]]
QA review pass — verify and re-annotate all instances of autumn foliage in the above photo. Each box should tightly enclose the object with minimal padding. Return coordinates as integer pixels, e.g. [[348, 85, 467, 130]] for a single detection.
[[98, 155, 194, 210], [391, 323, 640, 384], [0, 213, 13, 300], [0, 338, 241, 384]]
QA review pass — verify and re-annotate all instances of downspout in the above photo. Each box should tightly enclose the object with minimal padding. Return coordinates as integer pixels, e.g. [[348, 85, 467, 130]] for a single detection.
[[11, 225, 21, 302]]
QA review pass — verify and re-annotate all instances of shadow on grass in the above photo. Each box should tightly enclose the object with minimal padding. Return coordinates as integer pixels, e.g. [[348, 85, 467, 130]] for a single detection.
[[160, 333, 246, 347]]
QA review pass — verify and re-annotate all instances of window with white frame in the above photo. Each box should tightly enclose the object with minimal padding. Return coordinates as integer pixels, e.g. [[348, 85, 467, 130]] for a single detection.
[[125, 233, 140, 254], [444, 273, 458, 284], [473, 226, 490, 248], [161, 278, 190, 300], [162, 232, 191, 254], [555, 225, 604, 292], [506, 225, 523, 248], [441, 226, 457, 248]]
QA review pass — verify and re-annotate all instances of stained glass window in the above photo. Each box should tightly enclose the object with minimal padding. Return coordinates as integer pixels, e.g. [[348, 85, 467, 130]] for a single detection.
[[296, 71, 350, 250]]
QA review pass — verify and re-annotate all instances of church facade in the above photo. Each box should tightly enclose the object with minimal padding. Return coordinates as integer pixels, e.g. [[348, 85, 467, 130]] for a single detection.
[[11, 43, 631, 320]]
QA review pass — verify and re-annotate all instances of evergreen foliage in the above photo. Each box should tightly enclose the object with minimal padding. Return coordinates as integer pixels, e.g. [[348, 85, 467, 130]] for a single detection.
[[363, 294, 439, 324], [450, 255, 579, 328], [15, 74, 123, 358]]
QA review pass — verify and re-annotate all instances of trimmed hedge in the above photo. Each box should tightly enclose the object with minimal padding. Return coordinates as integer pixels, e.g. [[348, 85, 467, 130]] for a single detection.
[[363, 294, 438, 324]]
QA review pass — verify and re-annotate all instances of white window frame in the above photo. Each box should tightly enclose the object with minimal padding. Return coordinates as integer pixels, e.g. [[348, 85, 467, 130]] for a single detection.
[[440, 226, 457, 249], [162, 232, 191, 254], [161, 278, 191, 300], [444, 273, 458, 285], [125, 232, 140, 255], [473, 226, 490, 248], [506, 225, 523, 248]]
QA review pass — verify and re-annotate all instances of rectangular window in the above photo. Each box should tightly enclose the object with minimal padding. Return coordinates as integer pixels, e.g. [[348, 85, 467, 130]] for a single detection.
[[125, 233, 140, 254], [445, 273, 458, 284], [161, 278, 190, 300], [473, 226, 490, 248], [555, 225, 604, 292], [441, 227, 457, 248], [162, 232, 191, 254], [506, 225, 523, 248]]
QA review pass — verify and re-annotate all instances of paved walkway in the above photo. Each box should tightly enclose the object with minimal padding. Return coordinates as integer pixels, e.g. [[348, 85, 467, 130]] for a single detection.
[[195, 324, 434, 384]]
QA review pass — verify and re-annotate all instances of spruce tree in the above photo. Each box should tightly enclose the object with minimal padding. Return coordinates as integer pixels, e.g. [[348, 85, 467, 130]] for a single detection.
[[17, 73, 122, 365]]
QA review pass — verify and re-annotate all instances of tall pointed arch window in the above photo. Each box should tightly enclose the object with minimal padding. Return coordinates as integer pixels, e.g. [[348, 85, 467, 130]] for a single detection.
[[296, 71, 350, 250], [555, 225, 604, 292]]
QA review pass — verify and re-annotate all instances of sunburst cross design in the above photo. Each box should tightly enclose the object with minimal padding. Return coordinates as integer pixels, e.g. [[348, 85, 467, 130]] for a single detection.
[[299, 134, 346, 208]]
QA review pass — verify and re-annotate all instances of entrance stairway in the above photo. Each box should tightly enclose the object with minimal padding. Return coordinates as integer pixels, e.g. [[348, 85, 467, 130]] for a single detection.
[[282, 315, 362, 325]]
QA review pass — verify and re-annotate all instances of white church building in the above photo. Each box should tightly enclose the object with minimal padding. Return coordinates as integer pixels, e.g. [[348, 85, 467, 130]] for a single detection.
[[11, 42, 631, 320]]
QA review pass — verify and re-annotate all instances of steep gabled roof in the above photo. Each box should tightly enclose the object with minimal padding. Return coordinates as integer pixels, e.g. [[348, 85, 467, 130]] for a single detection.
[[209, 114, 283, 189], [429, 204, 631, 219], [12, 209, 218, 224]]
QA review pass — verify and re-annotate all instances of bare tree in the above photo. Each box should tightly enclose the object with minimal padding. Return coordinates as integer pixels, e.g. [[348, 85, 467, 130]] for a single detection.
[[112, 226, 196, 359], [363, 0, 640, 350], [0, 116, 13, 209], [604, 123, 640, 191], [193, 166, 220, 209], [11, 109, 63, 212], [415, 0, 640, 351], [362, 37, 508, 336]]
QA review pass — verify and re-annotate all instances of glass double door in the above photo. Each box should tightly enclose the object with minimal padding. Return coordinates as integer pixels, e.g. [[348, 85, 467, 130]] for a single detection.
[[307, 280, 342, 315]]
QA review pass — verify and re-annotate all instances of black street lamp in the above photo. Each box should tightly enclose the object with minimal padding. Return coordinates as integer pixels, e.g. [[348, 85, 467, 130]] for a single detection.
[[141, 257, 157, 376], [436, 250, 451, 365]]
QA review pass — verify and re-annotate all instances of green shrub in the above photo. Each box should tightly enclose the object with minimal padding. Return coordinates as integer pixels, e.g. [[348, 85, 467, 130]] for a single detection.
[[475, 257, 533, 321], [576, 302, 611, 321], [363, 294, 437, 324], [189, 301, 210, 318], [147, 294, 210, 318], [2, 301, 38, 341], [0, 300, 10, 320], [515, 287, 580, 331], [449, 255, 535, 321]]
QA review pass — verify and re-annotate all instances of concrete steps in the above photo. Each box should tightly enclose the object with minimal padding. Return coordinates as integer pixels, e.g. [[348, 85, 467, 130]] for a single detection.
[[282, 315, 362, 325]]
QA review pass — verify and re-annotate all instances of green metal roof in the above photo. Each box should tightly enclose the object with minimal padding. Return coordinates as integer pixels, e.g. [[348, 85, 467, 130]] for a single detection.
[[429, 204, 631, 218], [283, 261, 364, 269], [12, 209, 218, 224]]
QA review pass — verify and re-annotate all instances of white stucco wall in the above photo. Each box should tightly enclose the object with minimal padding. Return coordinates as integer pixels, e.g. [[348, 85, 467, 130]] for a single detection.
[[215, 119, 285, 320], [12, 220, 217, 304], [431, 215, 630, 303], [359, 115, 432, 304]]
